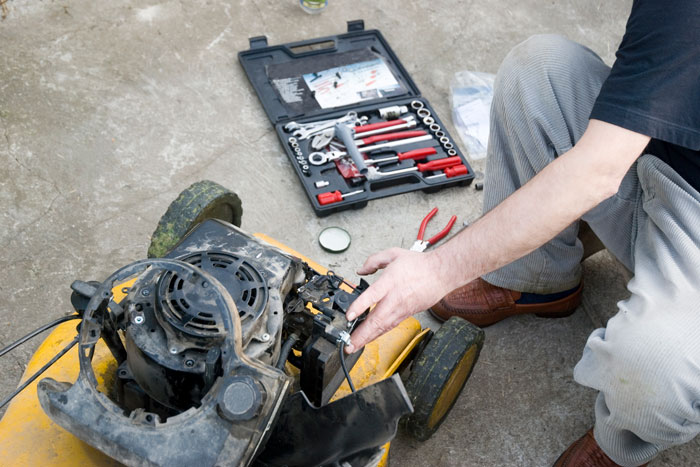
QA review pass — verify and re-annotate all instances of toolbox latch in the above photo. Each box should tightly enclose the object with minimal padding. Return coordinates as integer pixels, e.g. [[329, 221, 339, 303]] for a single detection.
[[346, 20, 365, 33], [248, 36, 269, 49]]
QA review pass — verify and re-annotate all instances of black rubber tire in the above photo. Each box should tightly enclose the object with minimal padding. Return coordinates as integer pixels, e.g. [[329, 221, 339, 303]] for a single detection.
[[147, 180, 242, 258], [401, 317, 485, 441]]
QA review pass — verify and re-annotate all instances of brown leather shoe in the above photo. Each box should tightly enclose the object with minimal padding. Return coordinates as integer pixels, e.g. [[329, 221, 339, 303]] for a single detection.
[[430, 278, 582, 327], [553, 429, 647, 467]]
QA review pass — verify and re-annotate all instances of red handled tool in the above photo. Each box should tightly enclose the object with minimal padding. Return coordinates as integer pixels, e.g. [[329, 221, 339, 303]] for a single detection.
[[410, 208, 457, 252], [316, 189, 364, 206], [354, 119, 410, 134], [356, 130, 428, 146], [365, 147, 437, 165], [425, 164, 469, 179], [352, 117, 418, 138], [415, 156, 463, 172], [375, 156, 463, 177]]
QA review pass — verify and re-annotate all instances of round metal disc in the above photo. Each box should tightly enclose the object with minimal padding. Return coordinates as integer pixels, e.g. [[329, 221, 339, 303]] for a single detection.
[[318, 227, 351, 253]]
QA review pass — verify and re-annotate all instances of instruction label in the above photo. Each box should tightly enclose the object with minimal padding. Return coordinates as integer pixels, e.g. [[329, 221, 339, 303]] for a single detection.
[[303, 58, 401, 109]]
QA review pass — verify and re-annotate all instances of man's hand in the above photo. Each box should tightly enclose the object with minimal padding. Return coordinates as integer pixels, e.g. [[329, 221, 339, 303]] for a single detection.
[[344, 248, 449, 353]]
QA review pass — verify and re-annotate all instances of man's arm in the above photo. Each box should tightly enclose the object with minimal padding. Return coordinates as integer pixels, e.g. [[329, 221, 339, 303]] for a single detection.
[[344, 119, 650, 353]]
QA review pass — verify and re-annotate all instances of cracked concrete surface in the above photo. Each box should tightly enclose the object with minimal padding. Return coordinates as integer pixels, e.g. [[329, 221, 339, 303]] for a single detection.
[[1, 0, 698, 465]]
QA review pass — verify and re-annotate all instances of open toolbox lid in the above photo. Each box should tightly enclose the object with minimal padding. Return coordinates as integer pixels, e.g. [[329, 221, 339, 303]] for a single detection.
[[238, 20, 421, 125]]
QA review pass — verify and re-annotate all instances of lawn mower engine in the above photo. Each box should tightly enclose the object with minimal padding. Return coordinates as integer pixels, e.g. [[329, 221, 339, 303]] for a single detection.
[[37, 220, 413, 467]]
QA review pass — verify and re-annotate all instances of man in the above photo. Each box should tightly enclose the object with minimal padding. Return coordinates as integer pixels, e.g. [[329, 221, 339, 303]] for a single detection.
[[344, 1, 700, 466]]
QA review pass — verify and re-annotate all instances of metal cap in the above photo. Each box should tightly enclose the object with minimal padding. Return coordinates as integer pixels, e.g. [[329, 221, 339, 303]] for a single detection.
[[318, 227, 351, 253], [217, 376, 263, 421]]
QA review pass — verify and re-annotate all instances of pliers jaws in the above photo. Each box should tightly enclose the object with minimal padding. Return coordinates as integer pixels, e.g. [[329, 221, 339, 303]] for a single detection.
[[410, 207, 457, 252]]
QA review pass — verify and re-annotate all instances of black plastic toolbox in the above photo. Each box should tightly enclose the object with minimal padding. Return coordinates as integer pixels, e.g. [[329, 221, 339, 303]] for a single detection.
[[239, 20, 474, 217]]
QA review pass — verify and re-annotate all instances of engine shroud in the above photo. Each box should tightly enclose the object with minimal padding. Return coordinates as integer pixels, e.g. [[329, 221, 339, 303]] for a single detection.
[[173, 251, 269, 330], [121, 250, 272, 411]]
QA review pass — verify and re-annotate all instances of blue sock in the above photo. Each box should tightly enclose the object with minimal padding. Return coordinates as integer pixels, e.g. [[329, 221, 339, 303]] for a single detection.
[[515, 284, 581, 304]]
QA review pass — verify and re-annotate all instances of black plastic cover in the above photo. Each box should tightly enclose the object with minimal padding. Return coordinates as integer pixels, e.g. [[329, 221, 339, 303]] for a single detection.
[[238, 21, 420, 125]]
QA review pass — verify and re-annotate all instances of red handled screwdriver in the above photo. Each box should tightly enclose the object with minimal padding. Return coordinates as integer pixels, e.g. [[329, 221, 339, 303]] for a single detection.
[[415, 156, 463, 172], [317, 189, 364, 206], [365, 147, 437, 165], [425, 164, 469, 179]]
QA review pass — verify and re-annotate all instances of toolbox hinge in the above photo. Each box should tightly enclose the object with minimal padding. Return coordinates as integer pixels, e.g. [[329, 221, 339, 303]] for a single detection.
[[346, 20, 365, 33], [248, 36, 269, 49]]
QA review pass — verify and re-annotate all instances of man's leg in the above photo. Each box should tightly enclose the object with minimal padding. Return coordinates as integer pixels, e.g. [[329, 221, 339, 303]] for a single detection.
[[431, 34, 641, 325], [481, 33, 614, 293], [573, 155, 700, 466]]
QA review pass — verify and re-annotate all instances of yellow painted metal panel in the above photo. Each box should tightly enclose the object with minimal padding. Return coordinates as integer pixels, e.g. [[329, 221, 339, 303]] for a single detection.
[[0, 322, 121, 466]]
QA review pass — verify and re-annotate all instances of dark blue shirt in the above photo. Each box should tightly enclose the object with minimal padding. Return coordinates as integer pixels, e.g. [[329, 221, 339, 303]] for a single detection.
[[590, 0, 700, 191]]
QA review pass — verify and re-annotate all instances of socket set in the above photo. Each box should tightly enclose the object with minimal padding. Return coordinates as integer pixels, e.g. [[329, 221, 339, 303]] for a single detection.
[[240, 21, 474, 216]]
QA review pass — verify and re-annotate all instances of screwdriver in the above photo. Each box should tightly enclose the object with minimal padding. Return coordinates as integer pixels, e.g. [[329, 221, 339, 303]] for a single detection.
[[425, 164, 469, 179], [353, 117, 416, 136], [317, 189, 364, 206], [356, 130, 428, 146], [365, 147, 437, 165]]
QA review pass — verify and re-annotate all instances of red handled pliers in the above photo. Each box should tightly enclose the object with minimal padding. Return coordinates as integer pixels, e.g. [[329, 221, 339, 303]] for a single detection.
[[410, 208, 457, 252]]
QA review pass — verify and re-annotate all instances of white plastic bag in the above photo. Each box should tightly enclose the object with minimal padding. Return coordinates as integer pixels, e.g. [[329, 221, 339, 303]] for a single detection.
[[450, 71, 496, 160]]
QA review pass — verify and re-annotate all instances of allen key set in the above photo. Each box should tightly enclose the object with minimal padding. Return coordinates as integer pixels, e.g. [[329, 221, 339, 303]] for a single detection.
[[240, 20, 474, 216]]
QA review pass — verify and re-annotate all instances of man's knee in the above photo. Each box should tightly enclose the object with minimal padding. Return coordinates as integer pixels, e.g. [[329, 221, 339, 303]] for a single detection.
[[580, 312, 700, 439], [498, 35, 579, 79], [495, 34, 597, 103]]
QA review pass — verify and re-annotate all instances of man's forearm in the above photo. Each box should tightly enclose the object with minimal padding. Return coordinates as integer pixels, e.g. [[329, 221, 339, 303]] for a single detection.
[[343, 121, 649, 352], [428, 120, 649, 295]]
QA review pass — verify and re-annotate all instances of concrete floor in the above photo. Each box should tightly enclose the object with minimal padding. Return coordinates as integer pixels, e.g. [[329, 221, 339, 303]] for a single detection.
[[1, 0, 698, 465]]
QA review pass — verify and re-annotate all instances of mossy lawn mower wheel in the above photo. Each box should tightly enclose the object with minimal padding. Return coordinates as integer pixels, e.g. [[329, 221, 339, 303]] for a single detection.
[[148, 180, 242, 258], [402, 317, 485, 441]]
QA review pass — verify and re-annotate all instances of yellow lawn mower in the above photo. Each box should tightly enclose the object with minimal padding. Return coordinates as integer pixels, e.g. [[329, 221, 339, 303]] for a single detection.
[[0, 181, 484, 466]]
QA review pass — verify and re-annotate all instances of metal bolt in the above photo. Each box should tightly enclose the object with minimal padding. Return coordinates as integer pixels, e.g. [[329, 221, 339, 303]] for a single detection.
[[185, 359, 195, 367], [170, 347, 178, 354], [133, 315, 144, 325], [337, 331, 352, 346], [141, 289, 150, 296], [261, 333, 270, 342]]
